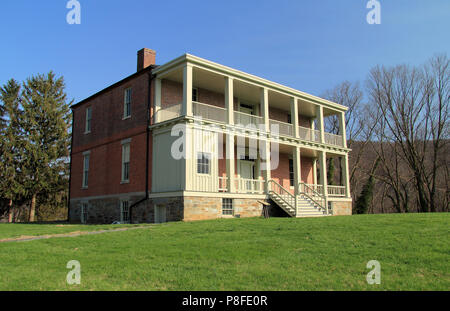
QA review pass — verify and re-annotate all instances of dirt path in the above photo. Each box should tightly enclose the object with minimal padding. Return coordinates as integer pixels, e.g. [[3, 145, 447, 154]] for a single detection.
[[0, 225, 153, 243]]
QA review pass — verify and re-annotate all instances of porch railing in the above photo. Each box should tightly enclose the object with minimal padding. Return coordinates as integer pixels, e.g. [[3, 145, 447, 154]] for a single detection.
[[235, 178, 265, 194], [304, 184, 346, 197], [193, 101, 227, 123], [218, 176, 228, 192], [268, 179, 296, 215], [269, 119, 294, 137]]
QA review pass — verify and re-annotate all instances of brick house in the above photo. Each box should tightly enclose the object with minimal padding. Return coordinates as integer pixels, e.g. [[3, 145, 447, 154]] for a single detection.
[[69, 48, 352, 224]]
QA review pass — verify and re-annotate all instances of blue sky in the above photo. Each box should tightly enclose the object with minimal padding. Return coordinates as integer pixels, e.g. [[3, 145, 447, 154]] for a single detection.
[[0, 0, 449, 104]]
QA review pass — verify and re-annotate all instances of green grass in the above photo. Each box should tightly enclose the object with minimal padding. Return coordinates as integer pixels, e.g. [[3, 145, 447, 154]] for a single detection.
[[0, 223, 147, 240], [0, 213, 448, 290]]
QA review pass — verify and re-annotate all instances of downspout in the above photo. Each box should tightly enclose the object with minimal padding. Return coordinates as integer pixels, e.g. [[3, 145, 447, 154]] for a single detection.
[[129, 69, 153, 223], [67, 110, 74, 222]]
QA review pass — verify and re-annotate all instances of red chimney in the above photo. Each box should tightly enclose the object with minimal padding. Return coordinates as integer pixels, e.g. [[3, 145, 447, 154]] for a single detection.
[[137, 48, 156, 71]]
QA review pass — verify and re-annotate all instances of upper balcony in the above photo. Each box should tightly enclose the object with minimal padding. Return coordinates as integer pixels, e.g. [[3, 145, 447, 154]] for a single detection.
[[152, 54, 348, 150]]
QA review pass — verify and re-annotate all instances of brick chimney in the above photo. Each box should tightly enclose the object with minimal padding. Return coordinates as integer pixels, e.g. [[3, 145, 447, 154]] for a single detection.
[[137, 48, 156, 71]]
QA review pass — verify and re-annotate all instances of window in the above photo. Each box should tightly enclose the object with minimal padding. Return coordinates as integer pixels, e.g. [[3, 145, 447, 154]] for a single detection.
[[82, 153, 90, 188], [287, 113, 292, 124], [85, 107, 92, 133], [197, 152, 210, 175], [289, 158, 294, 187], [81, 203, 88, 224], [122, 143, 130, 182], [121, 200, 130, 223], [222, 198, 233, 215], [124, 88, 132, 118], [192, 88, 198, 102]]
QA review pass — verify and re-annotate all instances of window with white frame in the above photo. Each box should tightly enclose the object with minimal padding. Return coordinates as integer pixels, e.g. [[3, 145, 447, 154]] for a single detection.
[[192, 88, 198, 102], [197, 152, 210, 175], [222, 198, 233, 215], [82, 153, 90, 188], [124, 88, 132, 118], [121, 142, 130, 182], [81, 203, 88, 224], [85, 107, 92, 133], [120, 200, 130, 223]]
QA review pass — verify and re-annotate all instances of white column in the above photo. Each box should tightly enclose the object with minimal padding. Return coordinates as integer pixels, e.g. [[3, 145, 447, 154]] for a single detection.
[[293, 147, 301, 195], [154, 78, 162, 123], [316, 105, 325, 144], [261, 140, 271, 192], [313, 158, 318, 185], [339, 111, 347, 148], [226, 134, 235, 192], [182, 64, 193, 117], [260, 88, 269, 132], [225, 77, 234, 125], [319, 150, 328, 214], [290, 97, 299, 138], [341, 154, 351, 198]]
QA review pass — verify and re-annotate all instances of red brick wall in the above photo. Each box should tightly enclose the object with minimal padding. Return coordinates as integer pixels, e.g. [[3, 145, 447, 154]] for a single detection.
[[71, 71, 152, 199]]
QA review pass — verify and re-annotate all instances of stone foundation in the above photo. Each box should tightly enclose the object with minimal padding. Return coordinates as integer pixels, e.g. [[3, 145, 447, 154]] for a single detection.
[[331, 200, 353, 216], [69, 195, 283, 224]]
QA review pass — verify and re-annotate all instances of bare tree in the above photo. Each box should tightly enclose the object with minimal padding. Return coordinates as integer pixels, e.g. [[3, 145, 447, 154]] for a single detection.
[[366, 54, 449, 213]]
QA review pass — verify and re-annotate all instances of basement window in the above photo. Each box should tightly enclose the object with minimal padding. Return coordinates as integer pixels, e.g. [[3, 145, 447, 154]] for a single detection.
[[121, 200, 130, 223], [197, 152, 210, 175], [222, 198, 233, 215], [81, 203, 88, 224]]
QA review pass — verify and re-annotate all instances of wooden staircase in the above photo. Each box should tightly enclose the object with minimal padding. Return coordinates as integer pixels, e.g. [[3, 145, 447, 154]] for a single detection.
[[268, 180, 328, 218]]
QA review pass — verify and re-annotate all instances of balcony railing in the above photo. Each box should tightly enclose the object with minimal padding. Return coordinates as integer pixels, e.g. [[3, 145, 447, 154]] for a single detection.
[[155, 103, 182, 123], [298, 126, 321, 143], [193, 101, 227, 123], [324, 132, 344, 147], [269, 119, 294, 137], [154, 101, 344, 148], [234, 111, 263, 128]]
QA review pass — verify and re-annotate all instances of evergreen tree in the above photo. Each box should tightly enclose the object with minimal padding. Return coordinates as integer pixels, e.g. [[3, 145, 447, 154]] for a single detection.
[[0, 79, 24, 222], [20, 72, 72, 222], [355, 157, 381, 214]]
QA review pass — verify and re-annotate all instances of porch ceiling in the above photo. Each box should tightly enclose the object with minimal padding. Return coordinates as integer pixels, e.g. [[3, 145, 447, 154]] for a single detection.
[[160, 65, 340, 117]]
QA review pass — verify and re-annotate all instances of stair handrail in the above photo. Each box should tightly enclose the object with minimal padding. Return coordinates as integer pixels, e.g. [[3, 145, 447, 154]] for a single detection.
[[268, 180, 296, 215], [298, 182, 327, 213]]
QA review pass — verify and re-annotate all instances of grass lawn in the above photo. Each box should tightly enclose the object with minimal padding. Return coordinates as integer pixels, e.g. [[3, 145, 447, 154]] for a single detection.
[[0, 213, 448, 290]]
